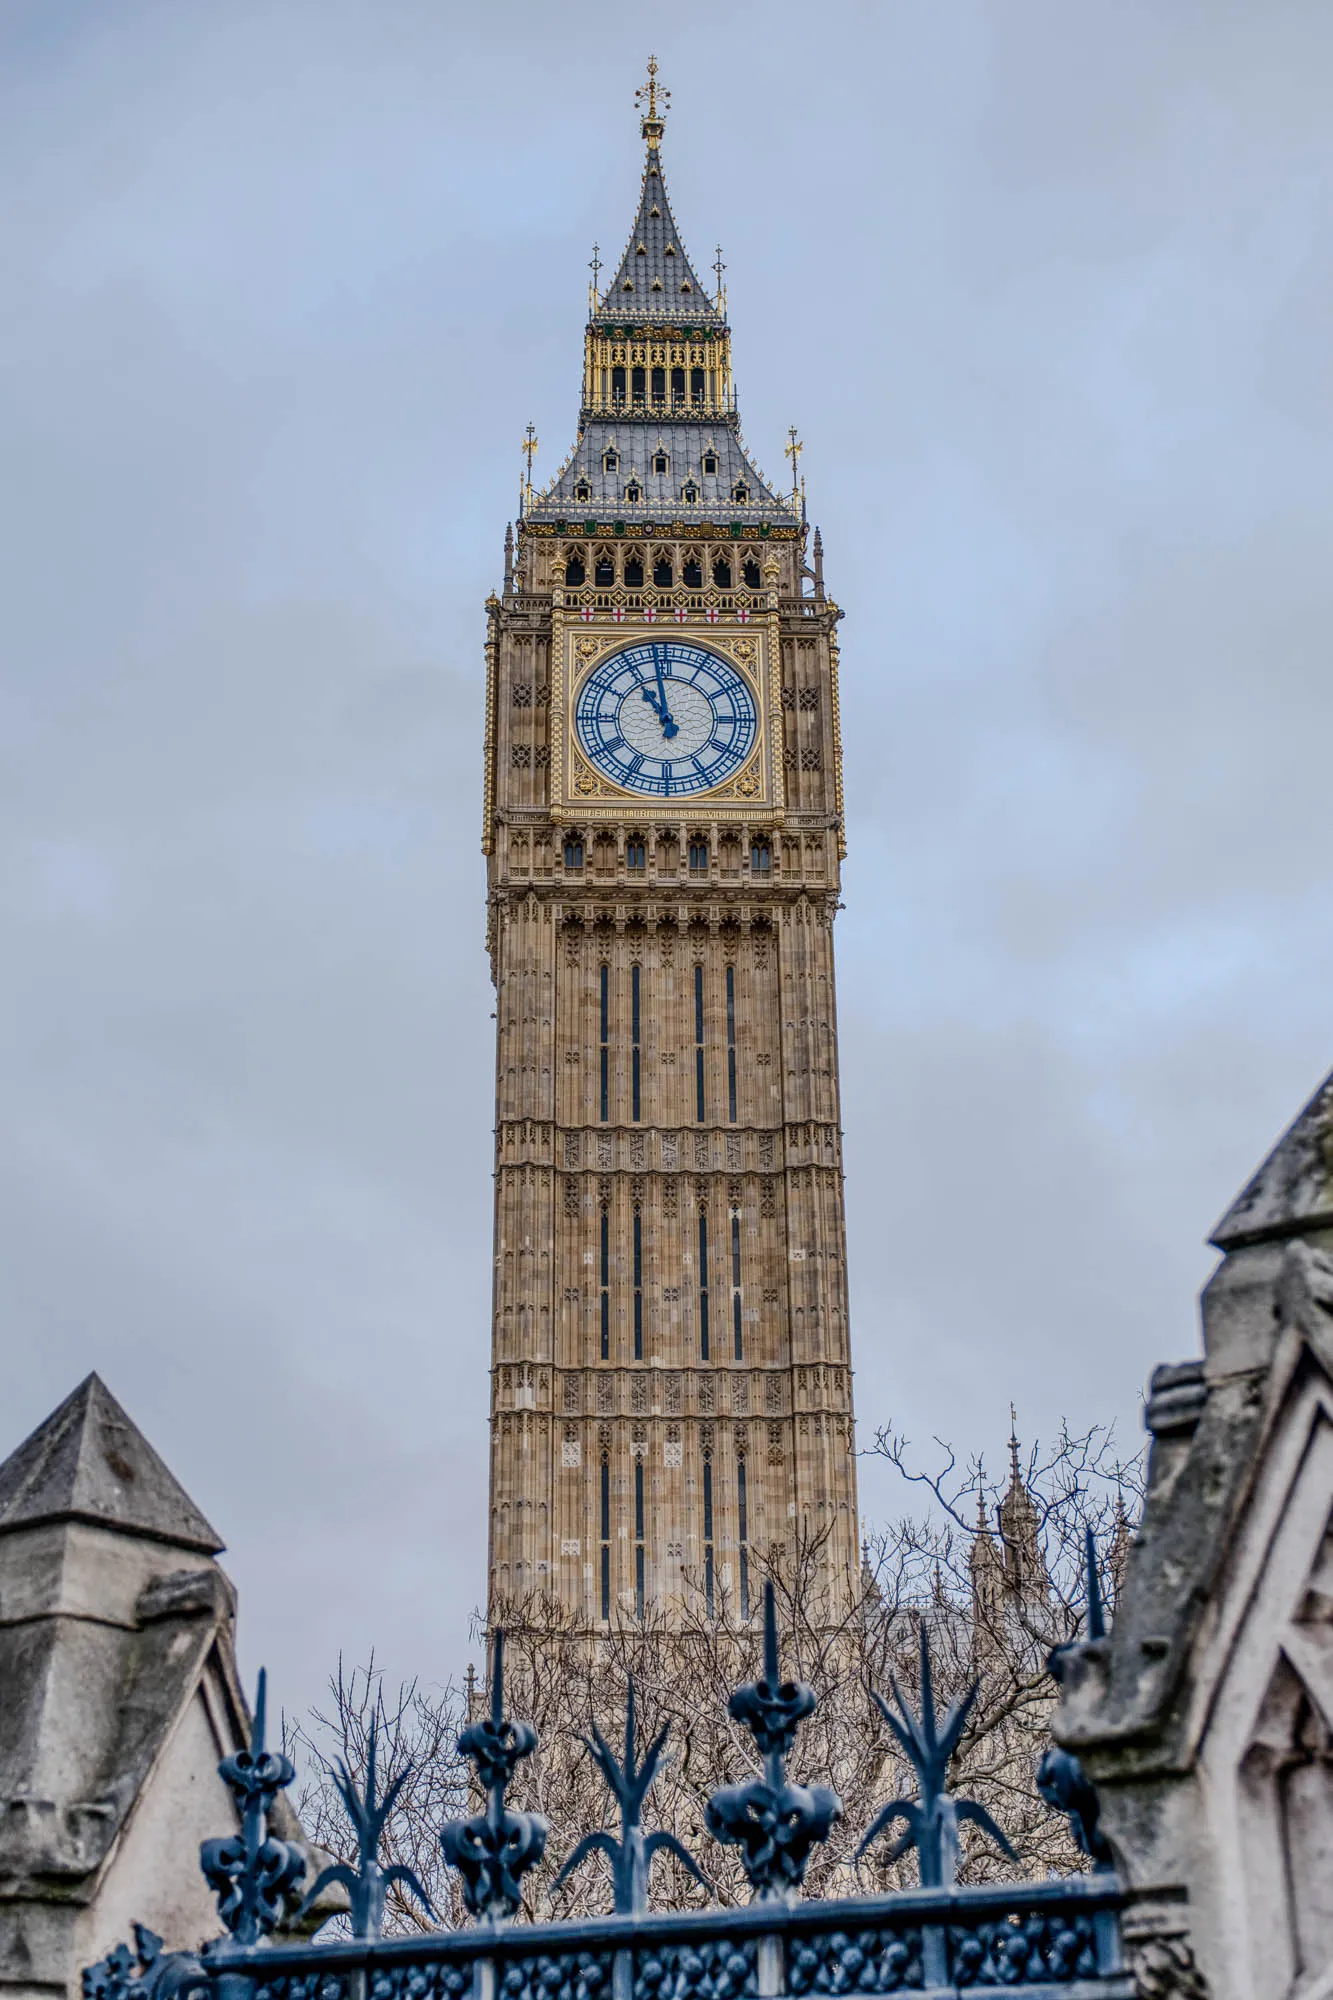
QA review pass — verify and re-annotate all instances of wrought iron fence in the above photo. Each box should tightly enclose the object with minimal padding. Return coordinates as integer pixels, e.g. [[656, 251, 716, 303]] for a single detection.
[[84, 1580, 1130, 2000]]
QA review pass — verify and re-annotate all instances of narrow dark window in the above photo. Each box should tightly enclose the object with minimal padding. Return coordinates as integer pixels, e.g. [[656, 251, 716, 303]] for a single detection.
[[694, 964, 705, 1121], [573, 481, 591, 504], [683, 556, 703, 589], [702, 450, 717, 474], [566, 554, 586, 586], [603, 449, 619, 472], [633, 1207, 643, 1360], [653, 453, 670, 477], [626, 838, 646, 872], [653, 556, 672, 586], [698, 1207, 710, 1360], [726, 964, 737, 1124], [670, 366, 686, 405], [631, 963, 641, 1122], [631, 366, 646, 405], [750, 838, 770, 875], [625, 482, 642, 503], [742, 559, 762, 589], [634, 1459, 645, 1617], [731, 1208, 743, 1361], [689, 839, 708, 875], [564, 837, 584, 871], [611, 365, 626, 404], [692, 368, 706, 406], [738, 1457, 750, 1619], [712, 558, 732, 589], [600, 1204, 610, 1361], [732, 482, 750, 503], [703, 1457, 715, 1619], [599, 963, 610, 1121], [595, 555, 615, 586], [651, 365, 666, 404], [624, 555, 644, 587], [682, 482, 699, 504], [600, 1456, 611, 1620]]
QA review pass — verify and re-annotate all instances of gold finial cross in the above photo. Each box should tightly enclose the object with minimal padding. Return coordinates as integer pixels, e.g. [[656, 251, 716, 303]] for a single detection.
[[785, 426, 803, 500], [520, 421, 539, 515], [713, 244, 727, 308], [636, 56, 669, 130], [588, 242, 601, 311]]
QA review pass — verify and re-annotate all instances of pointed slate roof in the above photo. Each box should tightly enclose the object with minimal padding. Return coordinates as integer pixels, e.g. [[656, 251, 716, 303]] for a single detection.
[[531, 417, 790, 526], [603, 138, 719, 323], [1210, 1069, 1333, 1251], [0, 1372, 223, 1552]]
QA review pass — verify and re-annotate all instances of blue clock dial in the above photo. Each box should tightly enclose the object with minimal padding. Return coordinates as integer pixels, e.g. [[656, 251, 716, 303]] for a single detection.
[[574, 642, 758, 798]]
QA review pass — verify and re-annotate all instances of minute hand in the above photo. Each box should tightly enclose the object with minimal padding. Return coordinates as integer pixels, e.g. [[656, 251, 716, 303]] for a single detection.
[[653, 654, 678, 739]]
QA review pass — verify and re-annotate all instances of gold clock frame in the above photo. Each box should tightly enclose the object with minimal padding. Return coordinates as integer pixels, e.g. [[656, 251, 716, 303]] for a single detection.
[[549, 589, 786, 824]]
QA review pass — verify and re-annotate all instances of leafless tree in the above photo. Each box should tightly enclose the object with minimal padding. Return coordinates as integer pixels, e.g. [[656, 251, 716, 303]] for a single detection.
[[292, 1422, 1144, 1930]]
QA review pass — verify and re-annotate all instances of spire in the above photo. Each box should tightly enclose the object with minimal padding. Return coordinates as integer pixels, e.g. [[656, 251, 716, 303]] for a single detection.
[[0, 1372, 223, 1553], [999, 1415, 1049, 1606], [603, 61, 719, 323]]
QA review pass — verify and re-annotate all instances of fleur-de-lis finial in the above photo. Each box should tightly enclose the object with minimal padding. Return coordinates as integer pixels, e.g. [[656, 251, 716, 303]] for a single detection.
[[706, 1581, 842, 1902], [440, 1631, 549, 1922], [300, 1716, 435, 1940], [200, 1669, 307, 1944], [555, 1678, 709, 1914], [858, 1622, 1017, 1889], [1037, 1529, 1115, 1869]]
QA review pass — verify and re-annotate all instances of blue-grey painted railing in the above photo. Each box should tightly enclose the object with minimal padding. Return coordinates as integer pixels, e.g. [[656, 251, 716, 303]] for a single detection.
[[83, 1575, 1131, 2000]]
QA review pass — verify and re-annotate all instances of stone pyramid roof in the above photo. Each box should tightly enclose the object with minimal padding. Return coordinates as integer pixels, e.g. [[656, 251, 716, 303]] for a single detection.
[[0, 1372, 223, 1552], [1210, 1068, 1333, 1250], [602, 138, 719, 323]]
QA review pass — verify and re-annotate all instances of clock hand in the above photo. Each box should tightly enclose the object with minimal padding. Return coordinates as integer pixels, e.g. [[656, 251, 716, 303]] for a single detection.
[[653, 649, 679, 739]]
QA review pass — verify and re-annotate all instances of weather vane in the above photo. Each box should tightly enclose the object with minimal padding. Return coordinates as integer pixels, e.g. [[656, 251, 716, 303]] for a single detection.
[[520, 422, 539, 518], [713, 244, 727, 310], [588, 242, 602, 312], [635, 55, 669, 131]]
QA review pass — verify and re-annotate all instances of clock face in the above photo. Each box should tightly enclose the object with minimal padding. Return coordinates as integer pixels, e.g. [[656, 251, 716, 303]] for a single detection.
[[574, 642, 758, 798]]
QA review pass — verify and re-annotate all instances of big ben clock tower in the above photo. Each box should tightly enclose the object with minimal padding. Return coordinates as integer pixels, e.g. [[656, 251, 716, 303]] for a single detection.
[[483, 64, 857, 1628]]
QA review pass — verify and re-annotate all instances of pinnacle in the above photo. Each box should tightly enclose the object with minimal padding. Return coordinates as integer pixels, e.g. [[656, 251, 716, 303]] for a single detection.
[[0, 1372, 223, 1553], [1210, 1067, 1333, 1250]]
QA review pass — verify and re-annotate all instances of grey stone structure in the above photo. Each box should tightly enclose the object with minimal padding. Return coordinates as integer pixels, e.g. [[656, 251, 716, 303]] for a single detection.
[[1055, 1068, 1333, 1999], [0, 1375, 315, 2000]]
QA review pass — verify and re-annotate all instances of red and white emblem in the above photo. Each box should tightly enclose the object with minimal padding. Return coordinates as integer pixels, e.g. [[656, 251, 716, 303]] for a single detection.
[[579, 605, 595, 622], [674, 606, 689, 622], [642, 605, 657, 622], [610, 605, 625, 622], [705, 607, 720, 623], [736, 607, 751, 624]]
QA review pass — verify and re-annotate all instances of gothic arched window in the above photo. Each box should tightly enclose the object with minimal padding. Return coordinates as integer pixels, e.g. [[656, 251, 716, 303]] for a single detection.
[[712, 558, 732, 589], [742, 558, 761, 589], [594, 553, 615, 586], [653, 555, 673, 588], [624, 554, 644, 587], [565, 552, 586, 586]]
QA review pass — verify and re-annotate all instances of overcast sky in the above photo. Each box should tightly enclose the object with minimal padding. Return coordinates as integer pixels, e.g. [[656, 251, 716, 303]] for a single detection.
[[2, 0, 1331, 1722]]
